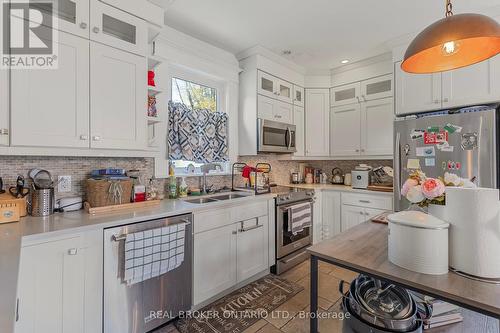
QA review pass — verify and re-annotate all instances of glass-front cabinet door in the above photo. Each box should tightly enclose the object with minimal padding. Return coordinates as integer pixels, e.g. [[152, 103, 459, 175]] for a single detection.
[[331, 82, 361, 107], [90, 0, 147, 56], [257, 70, 277, 99], [360, 74, 393, 101], [293, 85, 304, 107], [31, 0, 90, 38], [276, 79, 293, 104]]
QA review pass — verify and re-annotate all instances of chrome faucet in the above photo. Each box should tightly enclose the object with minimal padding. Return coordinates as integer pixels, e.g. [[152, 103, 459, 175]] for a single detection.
[[200, 163, 220, 194]]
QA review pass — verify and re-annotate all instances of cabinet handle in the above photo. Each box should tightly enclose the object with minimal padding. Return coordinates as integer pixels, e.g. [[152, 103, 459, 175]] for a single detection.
[[239, 224, 263, 233], [80, 134, 88, 140], [232, 230, 237, 235], [92, 135, 101, 141], [68, 248, 78, 255], [359, 200, 371, 204], [92, 27, 100, 33], [434, 99, 440, 104], [0, 128, 8, 135], [355, 149, 360, 152], [80, 22, 87, 29], [275, 115, 282, 119], [443, 97, 449, 102], [365, 212, 370, 216], [362, 95, 367, 102], [359, 211, 364, 215], [360, 149, 365, 152], [15, 298, 19, 322]]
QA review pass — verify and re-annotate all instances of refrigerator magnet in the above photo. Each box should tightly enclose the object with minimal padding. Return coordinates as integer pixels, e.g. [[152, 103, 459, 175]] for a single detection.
[[407, 159, 420, 169], [424, 158, 436, 167], [410, 129, 425, 140], [444, 123, 463, 134], [427, 126, 440, 133], [416, 146, 435, 157]]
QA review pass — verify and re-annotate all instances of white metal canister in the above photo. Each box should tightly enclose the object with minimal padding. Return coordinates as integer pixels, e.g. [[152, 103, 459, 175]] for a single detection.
[[387, 211, 450, 275]]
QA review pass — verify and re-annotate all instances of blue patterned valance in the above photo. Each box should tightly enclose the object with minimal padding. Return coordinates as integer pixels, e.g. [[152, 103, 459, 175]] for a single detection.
[[168, 101, 229, 164]]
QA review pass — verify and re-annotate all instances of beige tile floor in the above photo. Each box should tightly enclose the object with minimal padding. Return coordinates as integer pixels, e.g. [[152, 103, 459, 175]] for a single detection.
[[155, 259, 358, 333]]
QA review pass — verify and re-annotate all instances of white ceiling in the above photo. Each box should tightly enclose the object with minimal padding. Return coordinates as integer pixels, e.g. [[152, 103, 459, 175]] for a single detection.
[[164, 0, 500, 72]]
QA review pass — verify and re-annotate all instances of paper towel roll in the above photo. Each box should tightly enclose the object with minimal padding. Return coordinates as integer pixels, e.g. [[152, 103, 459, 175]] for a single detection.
[[446, 187, 500, 279]]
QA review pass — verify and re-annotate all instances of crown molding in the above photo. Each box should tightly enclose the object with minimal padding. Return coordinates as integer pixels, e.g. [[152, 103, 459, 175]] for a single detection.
[[330, 52, 392, 75], [236, 45, 307, 75]]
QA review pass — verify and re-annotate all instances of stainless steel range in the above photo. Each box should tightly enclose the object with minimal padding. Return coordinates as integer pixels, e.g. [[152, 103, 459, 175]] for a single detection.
[[271, 186, 314, 274]]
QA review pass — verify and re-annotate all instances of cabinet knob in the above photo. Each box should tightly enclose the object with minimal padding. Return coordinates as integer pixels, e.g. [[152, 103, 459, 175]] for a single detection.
[[92, 135, 101, 141], [355, 149, 360, 152], [80, 22, 87, 29], [68, 248, 78, 255], [359, 211, 364, 215], [360, 149, 365, 152], [0, 128, 8, 135], [92, 27, 100, 33], [80, 134, 89, 140], [232, 230, 237, 235]]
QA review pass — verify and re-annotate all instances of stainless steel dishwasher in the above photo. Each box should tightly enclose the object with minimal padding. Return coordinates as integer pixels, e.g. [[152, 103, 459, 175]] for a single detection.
[[103, 213, 193, 333]]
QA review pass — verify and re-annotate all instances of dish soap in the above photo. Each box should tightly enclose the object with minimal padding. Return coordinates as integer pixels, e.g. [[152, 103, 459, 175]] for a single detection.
[[179, 177, 188, 198], [168, 165, 177, 199]]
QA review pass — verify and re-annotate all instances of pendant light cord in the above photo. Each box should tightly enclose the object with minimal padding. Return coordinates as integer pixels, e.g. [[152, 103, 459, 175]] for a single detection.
[[445, 0, 453, 17]]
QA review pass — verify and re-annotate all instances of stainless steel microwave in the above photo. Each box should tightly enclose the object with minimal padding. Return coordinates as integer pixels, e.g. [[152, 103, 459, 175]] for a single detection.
[[257, 119, 296, 153]]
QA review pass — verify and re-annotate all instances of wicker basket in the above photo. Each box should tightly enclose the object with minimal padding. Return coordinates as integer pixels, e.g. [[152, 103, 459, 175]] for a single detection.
[[85, 179, 133, 208]]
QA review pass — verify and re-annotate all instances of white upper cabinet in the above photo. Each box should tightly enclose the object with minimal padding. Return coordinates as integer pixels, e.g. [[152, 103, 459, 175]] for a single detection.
[[361, 97, 394, 156], [90, 0, 147, 56], [293, 105, 305, 157], [90, 42, 147, 150], [257, 71, 277, 99], [330, 103, 361, 157], [11, 32, 90, 148], [257, 95, 293, 123], [276, 79, 293, 104], [293, 85, 304, 107], [305, 88, 330, 156], [0, 68, 8, 146], [360, 74, 393, 101], [395, 61, 442, 115], [257, 70, 293, 104], [49, 0, 90, 38], [331, 82, 361, 106], [441, 56, 500, 109]]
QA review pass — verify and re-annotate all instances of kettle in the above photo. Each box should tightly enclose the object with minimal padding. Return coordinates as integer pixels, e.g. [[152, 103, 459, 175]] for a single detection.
[[331, 168, 344, 184]]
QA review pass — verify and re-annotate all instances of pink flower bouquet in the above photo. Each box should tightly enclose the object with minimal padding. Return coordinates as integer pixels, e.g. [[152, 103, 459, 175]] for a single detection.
[[402, 171, 474, 207]]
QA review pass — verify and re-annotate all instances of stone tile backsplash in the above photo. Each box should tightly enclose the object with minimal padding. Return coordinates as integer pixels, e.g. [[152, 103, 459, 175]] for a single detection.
[[0, 155, 392, 199]]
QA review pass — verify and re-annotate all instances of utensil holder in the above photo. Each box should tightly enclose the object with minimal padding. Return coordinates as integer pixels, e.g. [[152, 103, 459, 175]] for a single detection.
[[30, 188, 55, 217]]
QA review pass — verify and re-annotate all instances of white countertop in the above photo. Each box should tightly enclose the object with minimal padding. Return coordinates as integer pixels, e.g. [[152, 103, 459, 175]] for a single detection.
[[0, 192, 274, 333], [281, 183, 393, 195]]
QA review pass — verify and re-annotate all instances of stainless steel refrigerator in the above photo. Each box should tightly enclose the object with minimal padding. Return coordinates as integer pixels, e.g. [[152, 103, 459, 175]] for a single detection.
[[394, 105, 498, 211]]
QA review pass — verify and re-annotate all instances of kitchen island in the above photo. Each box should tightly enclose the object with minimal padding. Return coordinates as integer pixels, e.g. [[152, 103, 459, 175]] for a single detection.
[[307, 221, 500, 333]]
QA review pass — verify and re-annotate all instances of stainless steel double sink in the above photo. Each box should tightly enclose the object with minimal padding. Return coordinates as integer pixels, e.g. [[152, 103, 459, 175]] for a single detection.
[[183, 192, 250, 204]]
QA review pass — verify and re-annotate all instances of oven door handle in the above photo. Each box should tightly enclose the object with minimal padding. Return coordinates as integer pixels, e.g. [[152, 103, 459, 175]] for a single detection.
[[278, 200, 313, 211], [284, 127, 290, 150], [112, 219, 192, 242]]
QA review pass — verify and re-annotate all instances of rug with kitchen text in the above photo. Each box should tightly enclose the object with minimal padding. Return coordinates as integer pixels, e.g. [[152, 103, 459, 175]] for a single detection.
[[174, 274, 303, 333]]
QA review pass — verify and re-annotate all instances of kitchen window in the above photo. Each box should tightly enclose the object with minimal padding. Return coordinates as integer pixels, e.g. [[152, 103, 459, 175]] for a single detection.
[[169, 76, 229, 175]]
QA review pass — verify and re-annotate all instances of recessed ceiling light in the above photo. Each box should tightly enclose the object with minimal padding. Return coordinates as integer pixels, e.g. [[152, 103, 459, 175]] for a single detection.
[[341, 59, 349, 64]]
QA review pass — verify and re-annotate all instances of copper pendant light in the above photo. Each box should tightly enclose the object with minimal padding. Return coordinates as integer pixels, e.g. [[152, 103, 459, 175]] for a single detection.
[[401, 0, 500, 74]]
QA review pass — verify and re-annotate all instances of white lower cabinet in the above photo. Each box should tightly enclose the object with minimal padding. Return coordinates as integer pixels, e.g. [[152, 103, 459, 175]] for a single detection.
[[193, 201, 271, 306], [193, 224, 237, 306], [340, 193, 393, 232], [15, 231, 102, 333], [341, 204, 367, 232], [321, 191, 341, 239], [236, 217, 269, 282]]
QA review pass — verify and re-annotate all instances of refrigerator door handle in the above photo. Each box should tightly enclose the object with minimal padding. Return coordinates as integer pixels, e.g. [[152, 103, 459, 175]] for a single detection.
[[395, 132, 402, 200]]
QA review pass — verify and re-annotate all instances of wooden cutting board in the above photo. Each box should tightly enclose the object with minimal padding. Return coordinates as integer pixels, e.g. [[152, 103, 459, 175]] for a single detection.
[[367, 185, 393, 192]]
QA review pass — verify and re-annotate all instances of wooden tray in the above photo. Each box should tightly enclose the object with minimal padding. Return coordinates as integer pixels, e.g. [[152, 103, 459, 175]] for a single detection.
[[84, 200, 160, 215], [367, 185, 393, 192]]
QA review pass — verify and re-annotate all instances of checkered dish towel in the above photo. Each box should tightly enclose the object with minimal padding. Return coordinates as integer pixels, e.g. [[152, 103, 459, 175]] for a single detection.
[[123, 223, 186, 286], [288, 202, 312, 235]]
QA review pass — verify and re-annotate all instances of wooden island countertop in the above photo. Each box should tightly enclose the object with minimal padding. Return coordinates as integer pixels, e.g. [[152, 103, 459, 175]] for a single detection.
[[307, 221, 500, 332]]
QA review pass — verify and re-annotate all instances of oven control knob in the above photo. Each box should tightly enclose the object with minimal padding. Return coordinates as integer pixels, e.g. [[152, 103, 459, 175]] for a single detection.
[[306, 191, 314, 196], [285, 195, 291, 200]]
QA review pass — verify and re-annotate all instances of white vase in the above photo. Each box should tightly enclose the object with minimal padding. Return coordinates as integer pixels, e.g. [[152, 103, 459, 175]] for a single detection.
[[427, 204, 448, 222]]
